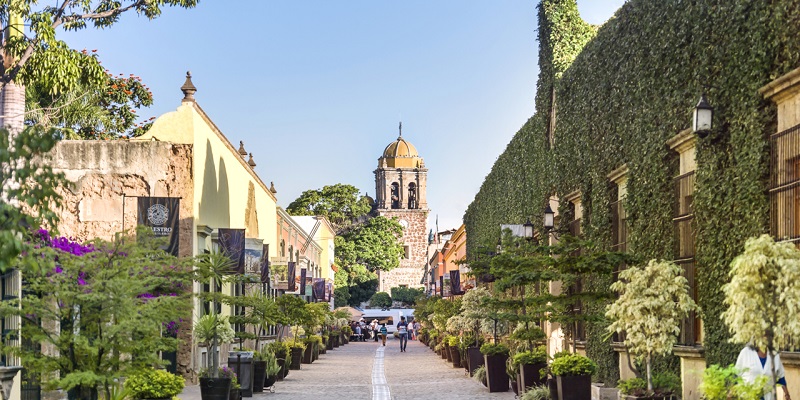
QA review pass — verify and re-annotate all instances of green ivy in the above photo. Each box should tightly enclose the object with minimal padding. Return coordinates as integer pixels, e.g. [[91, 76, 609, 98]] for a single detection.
[[465, 0, 800, 384]]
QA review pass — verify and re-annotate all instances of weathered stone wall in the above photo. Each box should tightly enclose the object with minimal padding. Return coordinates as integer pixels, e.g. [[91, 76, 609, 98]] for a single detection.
[[377, 209, 428, 290], [47, 140, 196, 378]]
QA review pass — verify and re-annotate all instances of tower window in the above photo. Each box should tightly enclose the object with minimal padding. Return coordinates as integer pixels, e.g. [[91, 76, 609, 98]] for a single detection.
[[403, 246, 410, 259], [408, 183, 417, 209], [391, 182, 400, 209]]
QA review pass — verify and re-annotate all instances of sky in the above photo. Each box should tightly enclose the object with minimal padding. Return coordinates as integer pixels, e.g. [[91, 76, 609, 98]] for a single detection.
[[61, 0, 627, 232]]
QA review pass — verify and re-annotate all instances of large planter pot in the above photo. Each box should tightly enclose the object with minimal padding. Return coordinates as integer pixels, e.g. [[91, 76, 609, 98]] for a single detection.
[[449, 347, 461, 368], [333, 335, 340, 348], [462, 355, 469, 371], [290, 348, 303, 370], [445, 345, 453, 362], [619, 395, 676, 400], [519, 362, 548, 393], [228, 388, 241, 400], [313, 343, 319, 361], [342, 334, 349, 344], [467, 347, 484, 377], [556, 374, 591, 400], [252, 360, 267, 393], [199, 377, 231, 400], [264, 375, 277, 390], [484, 354, 510, 393], [302, 344, 313, 364], [326, 338, 333, 350], [548, 378, 559, 400], [511, 380, 519, 396]]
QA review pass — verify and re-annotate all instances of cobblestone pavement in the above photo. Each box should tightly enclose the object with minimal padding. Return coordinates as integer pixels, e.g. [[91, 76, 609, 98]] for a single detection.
[[179, 337, 517, 400]]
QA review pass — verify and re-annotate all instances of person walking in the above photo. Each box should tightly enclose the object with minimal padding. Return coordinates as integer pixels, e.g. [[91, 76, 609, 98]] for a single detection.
[[397, 316, 409, 352], [379, 323, 388, 346], [371, 319, 379, 342]]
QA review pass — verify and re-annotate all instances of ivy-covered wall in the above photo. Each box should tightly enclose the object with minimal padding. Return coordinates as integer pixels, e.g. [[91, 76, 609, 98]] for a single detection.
[[464, 0, 800, 383]]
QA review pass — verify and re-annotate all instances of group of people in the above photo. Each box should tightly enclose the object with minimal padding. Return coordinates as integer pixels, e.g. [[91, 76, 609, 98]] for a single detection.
[[349, 317, 421, 352]]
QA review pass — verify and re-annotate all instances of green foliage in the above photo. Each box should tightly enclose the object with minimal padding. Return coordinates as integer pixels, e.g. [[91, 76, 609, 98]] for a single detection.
[[520, 385, 552, 400], [338, 216, 404, 273], [606, 259, 698, 390], [550, 354, 597, 376], [390, 286, 424, 306], [617, 377, 647, 395], [0, 126, 64, 273], [286, 184, 372, 232], [479, 342, 509, 356], [723, 235, 800, 352], [124, 369, 184, 400], [617, 372, 680, 396], [369, 291, 392, 308], [473, 365, 487, 386], [26, 71, 155, 139], [513, 347, 548, 365], [266, 341, 290, 358], [699, 364, 769, 400], [0, 229, 192, 396], [193, 315, 235, 345]]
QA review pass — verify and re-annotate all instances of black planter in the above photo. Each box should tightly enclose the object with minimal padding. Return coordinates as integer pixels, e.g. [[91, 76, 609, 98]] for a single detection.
[[333, 335, 340, 348], [445, 345, 452, 362], [548, 378, 559, 400], [199, 377, 231, 400], [313, 343, 319, 361], [302, 344, 313, 364], [449, 347, 461, 368], [511, 380, 519, 396], [264, 375, 277, 389], [467, 347, 484, 377], [326, 338, 334, 350], [275, 356, 289, 380], [556, 374, 591, 400], [484, 354, 510, 393], [252, 361, 267, 393], [519, 362, 548, 393], [290, 347, 303, 370], [228, 388, 241, 400]]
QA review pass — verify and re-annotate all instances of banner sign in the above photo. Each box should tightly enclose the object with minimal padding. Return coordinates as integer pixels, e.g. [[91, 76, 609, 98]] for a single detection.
[[271, 261, 288, 290], [260, 244, 270, 285], [313, 279, 325, 301], [299, 269, 307, 295], [137, 197, 180, 256], [287, 262, 296, 292], [450, 270, 462, 295], [439, 276, 445, 297], [218, 228, 245, 274]]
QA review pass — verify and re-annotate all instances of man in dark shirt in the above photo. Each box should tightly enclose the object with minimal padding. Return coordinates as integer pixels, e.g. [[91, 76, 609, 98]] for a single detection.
[[397, 316, 409, 352]]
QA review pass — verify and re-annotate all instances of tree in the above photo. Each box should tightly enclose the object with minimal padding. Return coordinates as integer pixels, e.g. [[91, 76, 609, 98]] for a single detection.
[[722, 235, 800, 398], [26, 70, 155, 139], [369, 292, 392, 309], [343, 264, 379, 307], [286, 184, 372, 232], [0, 126, 64, 273], [390, 286, 424, 306], [338, 216, 404, 273], [0, 228, 192, 400], [606, 259, 698, 392], [0, 1, 199, 132]]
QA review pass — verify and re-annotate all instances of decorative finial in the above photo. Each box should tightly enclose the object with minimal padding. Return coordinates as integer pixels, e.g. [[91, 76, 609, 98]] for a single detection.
[[270, 181, 277, 194], [238, 141, 247, 157], [181, 71, 197, 102], [248, 153, 256, 168], [398, 121, 402, 139]]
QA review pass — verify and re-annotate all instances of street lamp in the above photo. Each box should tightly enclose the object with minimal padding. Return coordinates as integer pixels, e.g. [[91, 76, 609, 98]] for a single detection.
[[543, 204, 555, 231], [523, 219, 534, 239], [693, 93, 713, 138]]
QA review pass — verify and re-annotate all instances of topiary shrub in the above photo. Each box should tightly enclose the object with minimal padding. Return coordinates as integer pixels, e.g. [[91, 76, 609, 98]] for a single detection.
[[550, 354, 597, 376], [124, 369, 184, 400]]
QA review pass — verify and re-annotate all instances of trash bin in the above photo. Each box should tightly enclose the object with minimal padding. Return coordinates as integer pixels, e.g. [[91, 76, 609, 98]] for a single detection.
[[228, 351, 254, 397]]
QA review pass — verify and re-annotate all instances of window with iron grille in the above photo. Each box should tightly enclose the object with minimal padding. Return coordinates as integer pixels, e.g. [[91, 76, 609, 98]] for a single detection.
[[674, 170, 699, 345], [769, 123, 800, 243], [566, 202, 585, 342]]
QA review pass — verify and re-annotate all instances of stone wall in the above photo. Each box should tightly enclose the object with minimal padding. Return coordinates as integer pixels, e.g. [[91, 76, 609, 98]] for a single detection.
[[47, 140, 196, 378], [377, 208, 428, 290]]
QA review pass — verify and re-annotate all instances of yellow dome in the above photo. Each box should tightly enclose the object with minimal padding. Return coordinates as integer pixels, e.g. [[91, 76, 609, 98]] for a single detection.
[[380, 136, 422, 168]]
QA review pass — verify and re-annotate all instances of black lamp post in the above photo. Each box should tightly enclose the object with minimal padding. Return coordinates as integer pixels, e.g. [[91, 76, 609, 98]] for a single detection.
[[693, 93, 714, 138], [543, 204, 555, 231], [523, 219, 534, 239]]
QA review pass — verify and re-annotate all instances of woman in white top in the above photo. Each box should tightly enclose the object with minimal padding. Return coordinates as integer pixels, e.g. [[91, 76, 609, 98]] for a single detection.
[[735, 344, 791, 400]]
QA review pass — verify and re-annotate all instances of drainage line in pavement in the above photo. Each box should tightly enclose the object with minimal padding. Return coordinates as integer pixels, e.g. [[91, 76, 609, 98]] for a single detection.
[[372, 346, 391, 400]]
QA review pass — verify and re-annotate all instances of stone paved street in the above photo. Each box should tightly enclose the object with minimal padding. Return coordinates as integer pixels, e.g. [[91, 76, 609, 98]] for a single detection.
[[179, 337, 516, 400]]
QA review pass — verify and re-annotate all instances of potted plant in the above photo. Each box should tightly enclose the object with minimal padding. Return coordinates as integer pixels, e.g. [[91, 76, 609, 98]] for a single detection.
[[263, 351, 281, 392], [198, 366, 236, 400], [507, 357, 520, 396], [228, 371, 240, 400], [341, 325, 352, 344], [606, 259, 698, 396], [194, 315, 236, 400], [252, 349, 269, 393], [550, 353, 597, 400], [698, 364, 770, 400], [289, 341, 305, 370], [321, 333, 330, 353], [302, 335, 321, 364], [447, 336, 462, 368], [266, 341, 290, 380], [473, 365, 488, 387], [618, 372, 681, 400], [514, 346, 548, 393], [124, 369, 184, 400], [480, 342, 510, 393]]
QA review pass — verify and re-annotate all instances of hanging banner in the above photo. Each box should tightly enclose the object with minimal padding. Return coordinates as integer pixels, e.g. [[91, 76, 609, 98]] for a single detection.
[[137, 197, 181, 256], [271, 260, 288, 290], [439, 276, 445, 297], [312, 278, 326, 301], [450, 270, 462, 295], [218, 228, 245, 274], [299, 269, 307, 295], [287, 262, 296, 292], [326, 283, 332, 301], [260, 244, 270, 284]]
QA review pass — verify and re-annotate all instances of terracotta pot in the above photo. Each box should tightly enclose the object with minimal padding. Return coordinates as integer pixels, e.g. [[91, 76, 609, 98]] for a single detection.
[[484, 354, 509, 393], [556, 374, 591, 400]]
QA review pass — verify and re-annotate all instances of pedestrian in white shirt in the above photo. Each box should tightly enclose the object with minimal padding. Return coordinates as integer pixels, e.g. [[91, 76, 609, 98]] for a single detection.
[[735, 343, 790, 400]]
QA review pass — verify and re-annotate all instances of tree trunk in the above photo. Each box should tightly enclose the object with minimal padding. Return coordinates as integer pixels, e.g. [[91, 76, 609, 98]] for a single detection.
[[0, 82, 24, 135], [646, 355, 653, 392]]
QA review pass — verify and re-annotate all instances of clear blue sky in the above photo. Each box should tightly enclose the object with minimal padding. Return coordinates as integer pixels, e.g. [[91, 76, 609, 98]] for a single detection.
[[62, 0, 627, 232]]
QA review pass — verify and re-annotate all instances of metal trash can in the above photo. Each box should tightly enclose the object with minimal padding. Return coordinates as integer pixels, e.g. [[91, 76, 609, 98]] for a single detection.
[[228, 351, 254, 397]]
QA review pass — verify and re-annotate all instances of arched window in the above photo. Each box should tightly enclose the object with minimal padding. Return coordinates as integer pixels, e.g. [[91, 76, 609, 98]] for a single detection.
[[408, 183, 417, 209], [391, 182, 400, 209]]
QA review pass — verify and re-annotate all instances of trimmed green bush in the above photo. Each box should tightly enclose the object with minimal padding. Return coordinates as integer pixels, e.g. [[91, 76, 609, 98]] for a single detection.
[[124, 369, 184, 400], [513, 347, 548, 365], [550, 354, 597, 376], [480, 342, 510, 356]]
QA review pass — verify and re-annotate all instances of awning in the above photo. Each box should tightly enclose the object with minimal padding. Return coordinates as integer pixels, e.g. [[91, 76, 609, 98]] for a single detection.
[[336, 306, 363, 322]]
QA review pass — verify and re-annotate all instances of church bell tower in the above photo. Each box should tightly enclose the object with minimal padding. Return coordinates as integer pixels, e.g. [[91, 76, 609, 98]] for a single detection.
[[374, 123, 429, 292]]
